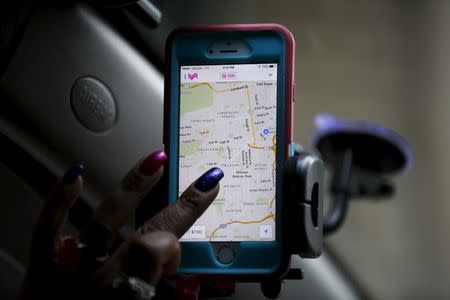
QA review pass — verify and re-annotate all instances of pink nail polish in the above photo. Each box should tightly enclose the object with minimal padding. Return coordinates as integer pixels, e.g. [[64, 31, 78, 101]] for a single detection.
[[138, 151, 167, 176]]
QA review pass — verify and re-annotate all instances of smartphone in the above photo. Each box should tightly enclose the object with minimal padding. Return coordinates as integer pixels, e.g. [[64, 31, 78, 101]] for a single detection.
[[163, 24, 295, 277]]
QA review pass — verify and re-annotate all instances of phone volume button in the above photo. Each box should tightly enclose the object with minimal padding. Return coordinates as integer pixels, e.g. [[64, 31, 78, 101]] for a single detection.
[[292, 83, 296, 103]]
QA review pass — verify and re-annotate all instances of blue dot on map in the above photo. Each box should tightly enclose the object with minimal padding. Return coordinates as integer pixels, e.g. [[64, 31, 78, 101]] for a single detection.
[[263, 128, 269, 135]]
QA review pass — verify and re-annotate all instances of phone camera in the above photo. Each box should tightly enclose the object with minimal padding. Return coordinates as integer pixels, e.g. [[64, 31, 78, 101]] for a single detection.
[[209, 49, 214, 54]]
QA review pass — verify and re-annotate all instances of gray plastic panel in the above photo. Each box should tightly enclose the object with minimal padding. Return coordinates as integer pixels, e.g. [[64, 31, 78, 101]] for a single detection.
[[0, 4, 164, 213], [0, 249, 24, 300]]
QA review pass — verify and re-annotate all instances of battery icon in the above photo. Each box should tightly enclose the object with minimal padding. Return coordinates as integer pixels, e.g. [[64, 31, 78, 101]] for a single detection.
[[269, 65, 274, 68]]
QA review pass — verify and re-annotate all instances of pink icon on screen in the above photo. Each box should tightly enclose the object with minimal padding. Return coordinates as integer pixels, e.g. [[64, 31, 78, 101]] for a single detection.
[[188, 72, 198, 80], [220, 72, 237, 80]]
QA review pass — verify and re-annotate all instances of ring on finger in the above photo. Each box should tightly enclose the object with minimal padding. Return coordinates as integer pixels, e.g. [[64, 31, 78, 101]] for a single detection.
[[127, 276, 156, 300], [111, 273, 156, 300]]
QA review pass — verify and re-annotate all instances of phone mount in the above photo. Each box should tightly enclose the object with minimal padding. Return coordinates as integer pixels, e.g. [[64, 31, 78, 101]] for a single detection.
[[284, 152, 324, 257], [311, 114, 413, 235], [258, 152, 324, 299]]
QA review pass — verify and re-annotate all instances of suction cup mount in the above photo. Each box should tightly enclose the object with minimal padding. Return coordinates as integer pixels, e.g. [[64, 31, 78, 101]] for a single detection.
[[311, 114, 413, 235]]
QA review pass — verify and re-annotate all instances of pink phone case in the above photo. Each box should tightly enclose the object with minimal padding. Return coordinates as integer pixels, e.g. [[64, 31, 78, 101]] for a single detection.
[[163, 24, 295, 280]]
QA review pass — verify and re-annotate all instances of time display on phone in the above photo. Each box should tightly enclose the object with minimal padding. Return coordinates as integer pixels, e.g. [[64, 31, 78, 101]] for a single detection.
[[178, 63, 278, 242]]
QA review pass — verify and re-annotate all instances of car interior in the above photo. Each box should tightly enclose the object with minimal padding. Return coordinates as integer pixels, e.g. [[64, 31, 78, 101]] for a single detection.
[[1, 1, 449, 299]]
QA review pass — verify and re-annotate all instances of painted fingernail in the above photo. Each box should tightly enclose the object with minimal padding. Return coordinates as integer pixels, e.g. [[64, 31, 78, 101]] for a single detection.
[[62, 164, 85, 184], [194, 167, 224, 192], [138, 151, 168, 176]]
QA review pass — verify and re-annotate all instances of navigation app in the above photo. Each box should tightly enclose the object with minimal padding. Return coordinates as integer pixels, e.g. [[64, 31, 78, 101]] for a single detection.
[[179, 64, 277, 242]]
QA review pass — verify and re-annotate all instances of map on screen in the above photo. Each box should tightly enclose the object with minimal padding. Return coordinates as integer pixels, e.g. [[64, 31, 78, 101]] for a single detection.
[[178, 64, 278, 242]]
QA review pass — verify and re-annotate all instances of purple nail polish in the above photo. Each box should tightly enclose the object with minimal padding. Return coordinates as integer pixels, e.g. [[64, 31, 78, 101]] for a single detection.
[[195, 167, 224, 192], [138, 151, 167, 176], [62, 164, 85, 184]]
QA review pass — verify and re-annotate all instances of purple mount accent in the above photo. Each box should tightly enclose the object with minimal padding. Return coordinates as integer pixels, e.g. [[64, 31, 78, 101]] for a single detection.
[[311, 114, 413, 173]]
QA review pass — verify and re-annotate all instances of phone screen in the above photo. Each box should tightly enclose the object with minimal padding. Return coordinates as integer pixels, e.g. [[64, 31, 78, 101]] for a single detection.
[[178, 63, 278, 242]]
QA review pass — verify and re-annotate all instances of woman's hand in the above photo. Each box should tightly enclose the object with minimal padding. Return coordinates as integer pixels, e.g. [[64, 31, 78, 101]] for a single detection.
[[19, 151, 224, 300]]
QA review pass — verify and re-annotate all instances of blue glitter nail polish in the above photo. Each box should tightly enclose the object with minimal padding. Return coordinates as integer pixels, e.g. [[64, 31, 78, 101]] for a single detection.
[[62, 164, 85, 184], [194, 167, 224, 192]]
